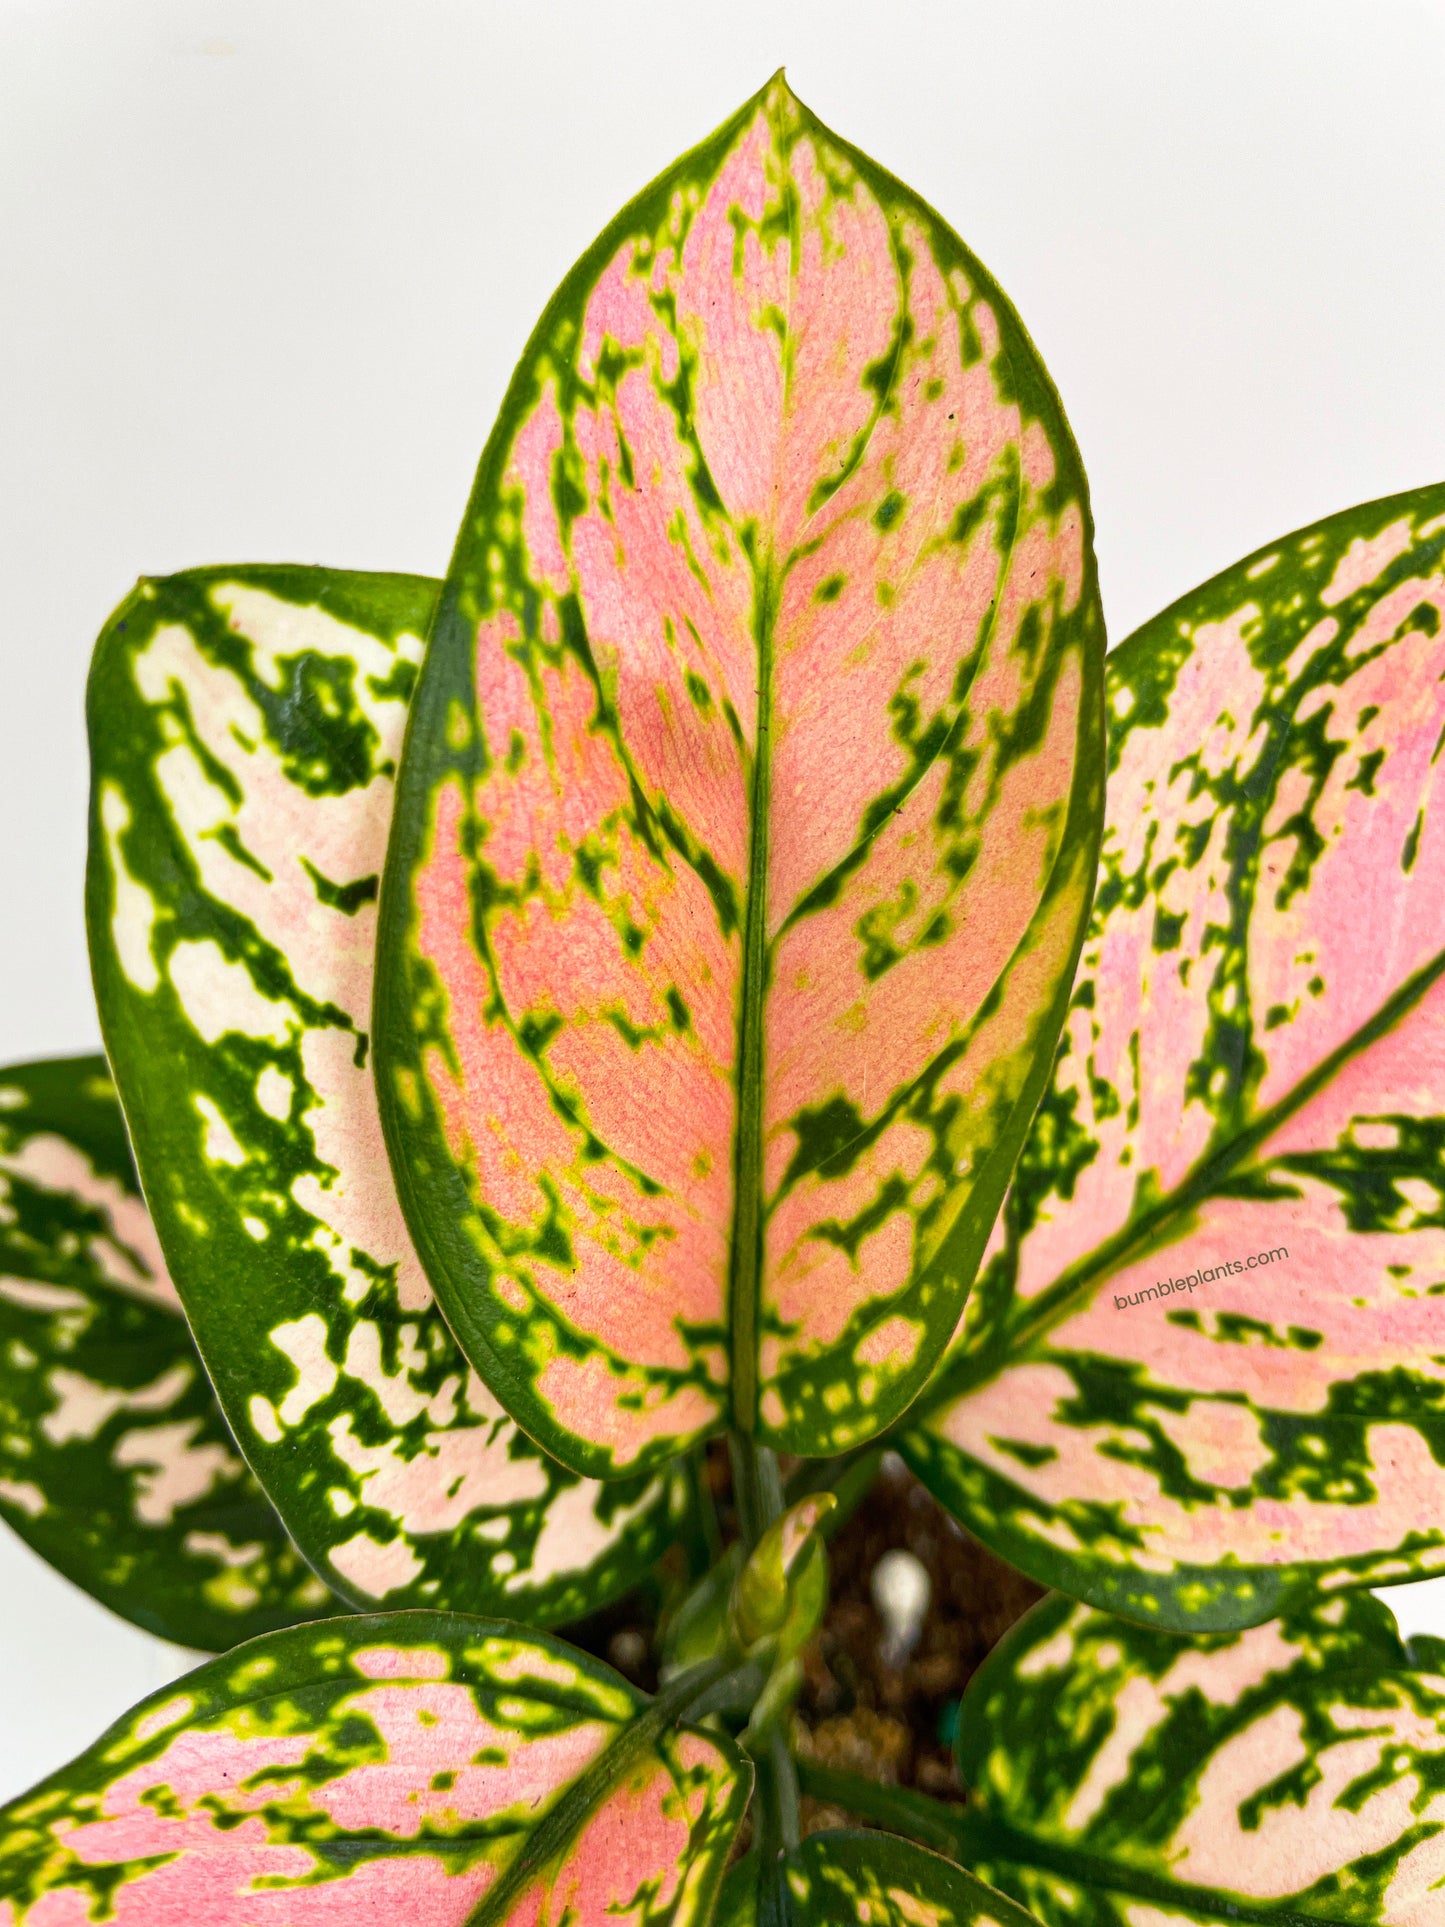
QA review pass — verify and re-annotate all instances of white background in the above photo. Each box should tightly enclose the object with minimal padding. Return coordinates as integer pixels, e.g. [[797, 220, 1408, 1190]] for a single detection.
[[4, 0, 1445, 1799]]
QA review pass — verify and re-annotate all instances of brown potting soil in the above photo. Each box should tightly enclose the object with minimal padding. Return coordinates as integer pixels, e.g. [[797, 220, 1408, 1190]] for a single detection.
[[565, 1450, 1044, 1840]]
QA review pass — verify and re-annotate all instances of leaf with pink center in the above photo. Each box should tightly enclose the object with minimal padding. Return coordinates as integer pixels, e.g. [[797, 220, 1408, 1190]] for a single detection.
[[0, 1612, 746, 1926], [377, 74, 1105, 1475], [0, 1051, 340, 1647], [952, 1588, 1445, 1927], [87, 567, 679, 1621], [903, 483, 1445, 1628]]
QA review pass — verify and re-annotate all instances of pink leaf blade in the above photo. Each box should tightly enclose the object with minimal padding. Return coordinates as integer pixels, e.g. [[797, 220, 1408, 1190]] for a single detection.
[[379, 76, 1105, 1472], [905, 482, 1445, 1630], [0, 1614, 745, 1927]]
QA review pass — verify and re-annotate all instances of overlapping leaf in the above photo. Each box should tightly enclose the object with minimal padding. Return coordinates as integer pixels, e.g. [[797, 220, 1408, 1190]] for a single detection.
[[903, 484, 1445, 1628], [0, 1611, 746, 1925], [0, 1052, 337, 1647], [87, 566, 679, 1620], [953, 1589, 1445, 1927], [378, 73, 1105, 1476], [718, 1831, 1047, 1927]]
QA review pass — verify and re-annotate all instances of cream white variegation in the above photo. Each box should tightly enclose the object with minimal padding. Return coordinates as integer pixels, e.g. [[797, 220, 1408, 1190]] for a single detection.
[[0, 1052, 339, 1647], [87, 566, 678, 1622]]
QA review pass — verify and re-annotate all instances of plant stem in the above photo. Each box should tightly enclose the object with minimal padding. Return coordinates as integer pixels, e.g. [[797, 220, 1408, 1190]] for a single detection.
[[752, 1727, 802, 1927], [463, 1652, 734, 1927], [688, 1443, 725, 1571], [729, 1427, 783, 1550], [766, 1729, 800, 1850], [730, 1430, 796, 1907], [794, 1759, 967, 1857]]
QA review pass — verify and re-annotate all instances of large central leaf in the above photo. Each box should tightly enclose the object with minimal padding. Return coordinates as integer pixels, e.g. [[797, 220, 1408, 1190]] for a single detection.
[[378, 75, 1104, 1475]]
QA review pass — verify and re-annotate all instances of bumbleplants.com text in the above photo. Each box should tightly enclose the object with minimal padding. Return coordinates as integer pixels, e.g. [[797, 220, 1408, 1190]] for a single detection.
[[1114, 1244, 1289, 1310]]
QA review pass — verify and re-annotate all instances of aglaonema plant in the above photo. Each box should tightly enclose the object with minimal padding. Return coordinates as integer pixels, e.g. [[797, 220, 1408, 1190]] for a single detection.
[[4, 72, 1445, 1927]]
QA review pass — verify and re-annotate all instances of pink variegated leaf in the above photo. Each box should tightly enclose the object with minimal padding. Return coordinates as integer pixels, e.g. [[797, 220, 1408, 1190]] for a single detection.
[[951, 1590, 1445, 1927], [903, 483, 1445, 1629], [0, 1612, 746, 1926], [377, 75, 1105, 1475], [87, 567, 680, 1622]]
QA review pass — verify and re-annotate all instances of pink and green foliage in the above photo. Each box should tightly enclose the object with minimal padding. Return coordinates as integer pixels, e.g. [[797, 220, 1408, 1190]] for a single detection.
[[86, 567, 680, 1621], [903, 485, 1445, 1629], [953, 1589, 1445, 1927], [0, 1614, 746, 1926], [6, 64, 1442, 1927], [0, 1052, 340, 1648], [377, 74, 1104, 1478]]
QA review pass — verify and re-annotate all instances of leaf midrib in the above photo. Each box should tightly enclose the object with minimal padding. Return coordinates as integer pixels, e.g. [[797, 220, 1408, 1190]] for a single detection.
[[726, 158, 1028, 1429], [725, 129, 797, 1435], [727, 547, 777, 1437]]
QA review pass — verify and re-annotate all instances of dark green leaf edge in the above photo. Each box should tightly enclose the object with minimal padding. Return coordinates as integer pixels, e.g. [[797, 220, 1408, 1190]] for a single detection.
[[85, 564, 681, 1624], [0, 1050, 343, 1648]]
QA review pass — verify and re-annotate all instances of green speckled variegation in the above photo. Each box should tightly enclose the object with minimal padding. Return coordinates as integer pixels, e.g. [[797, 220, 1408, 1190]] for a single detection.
[[954, 1590, 1445, 1927], [0, 1052, 338, 1647], [377, 74, 1104, 1477], [87, 565, 678, 1619], [717, 1831, 1046, 1927], [904, 483, 1445, 1629], [0, 1612, 746, 1926]]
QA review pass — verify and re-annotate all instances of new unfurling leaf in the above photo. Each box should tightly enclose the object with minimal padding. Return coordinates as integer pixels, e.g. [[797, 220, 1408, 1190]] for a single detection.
[[731, 1491, 833, 1648]]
